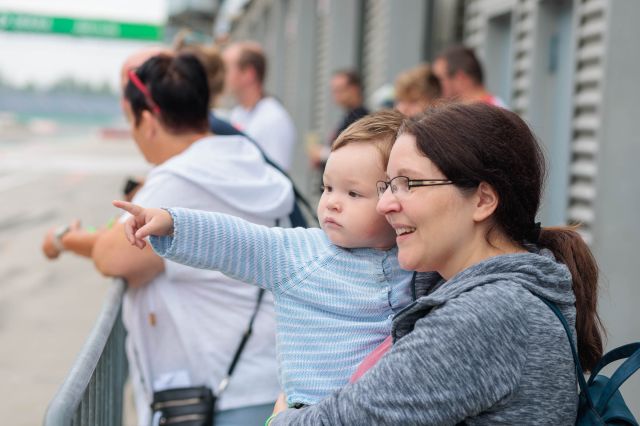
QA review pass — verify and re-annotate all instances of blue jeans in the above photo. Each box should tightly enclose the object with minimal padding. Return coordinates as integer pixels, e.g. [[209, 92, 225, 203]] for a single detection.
[[214, 402, 275, 426]]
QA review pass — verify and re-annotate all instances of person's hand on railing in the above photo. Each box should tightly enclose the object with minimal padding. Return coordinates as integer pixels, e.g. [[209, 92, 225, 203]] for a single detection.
[[42, 219, 81, 259], [112, 200, 174, 249]]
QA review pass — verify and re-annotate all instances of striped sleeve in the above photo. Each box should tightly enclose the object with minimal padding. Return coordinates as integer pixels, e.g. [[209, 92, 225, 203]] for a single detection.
[[149, 207, 327, 292]]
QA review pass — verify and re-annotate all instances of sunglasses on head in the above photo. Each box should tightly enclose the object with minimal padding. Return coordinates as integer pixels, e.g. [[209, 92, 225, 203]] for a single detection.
[[127, 69, 161, 115]]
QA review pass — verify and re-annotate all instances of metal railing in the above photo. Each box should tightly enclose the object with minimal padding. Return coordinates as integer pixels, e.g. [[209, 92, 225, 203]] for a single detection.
[[44, 280, 128, 426]]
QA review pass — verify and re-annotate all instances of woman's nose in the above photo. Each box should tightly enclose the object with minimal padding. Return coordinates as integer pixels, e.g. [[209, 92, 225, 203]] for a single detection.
[[376, 187, 400, 215]]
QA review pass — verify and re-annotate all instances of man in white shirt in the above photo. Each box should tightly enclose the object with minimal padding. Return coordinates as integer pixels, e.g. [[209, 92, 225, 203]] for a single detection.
[[223, 42, 296, 171]]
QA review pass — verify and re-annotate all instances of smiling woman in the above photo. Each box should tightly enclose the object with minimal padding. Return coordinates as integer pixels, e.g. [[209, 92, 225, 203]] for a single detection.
[[271, 103, 603, 425], [378, 131, 490, 277]]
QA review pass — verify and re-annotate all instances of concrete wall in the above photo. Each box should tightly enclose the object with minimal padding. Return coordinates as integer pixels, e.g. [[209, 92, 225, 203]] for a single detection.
[[591, 0, 640, 410]]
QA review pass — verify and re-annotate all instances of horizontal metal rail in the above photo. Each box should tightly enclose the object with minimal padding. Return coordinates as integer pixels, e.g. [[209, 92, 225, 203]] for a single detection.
[[44, 280, 128, 426]]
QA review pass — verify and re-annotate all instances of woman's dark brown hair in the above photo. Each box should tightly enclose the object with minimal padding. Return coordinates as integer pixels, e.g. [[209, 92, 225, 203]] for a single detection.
[[400, 103, 603, 371]]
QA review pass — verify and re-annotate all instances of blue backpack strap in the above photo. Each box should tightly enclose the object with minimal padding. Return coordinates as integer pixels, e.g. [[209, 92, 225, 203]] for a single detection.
[[589, 343, 640, 383], [534, 295, 595, 410], [209, 113, 246, 136], [257, 152, 316, 228], [594, 345, 640, 414]]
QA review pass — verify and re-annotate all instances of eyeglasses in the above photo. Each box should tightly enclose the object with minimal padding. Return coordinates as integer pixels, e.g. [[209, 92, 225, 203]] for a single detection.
[[376, 176, 454, 198], [127, 69, 161, 115]]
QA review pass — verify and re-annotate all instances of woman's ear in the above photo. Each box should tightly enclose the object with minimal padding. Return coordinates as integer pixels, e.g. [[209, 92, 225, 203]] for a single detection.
[[140, 110, 157, 139], [472, 182, 499, 222]]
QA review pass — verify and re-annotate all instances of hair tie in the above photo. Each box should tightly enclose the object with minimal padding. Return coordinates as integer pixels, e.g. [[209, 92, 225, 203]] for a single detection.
[[528, 222, 542, 243]]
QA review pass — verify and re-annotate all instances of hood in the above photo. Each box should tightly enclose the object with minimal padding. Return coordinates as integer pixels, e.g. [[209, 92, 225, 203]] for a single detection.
[[392, 248, 576, 341], [153, 135, 294, 219], [413, 248, 575, 308]]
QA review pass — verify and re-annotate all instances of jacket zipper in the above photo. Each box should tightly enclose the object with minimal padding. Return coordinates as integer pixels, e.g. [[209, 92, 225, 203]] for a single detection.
[[153, 397, 201, 409]]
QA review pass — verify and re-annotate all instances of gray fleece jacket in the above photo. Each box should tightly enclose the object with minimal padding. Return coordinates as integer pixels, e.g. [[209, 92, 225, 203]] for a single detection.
[[272, 249, 579, 425]]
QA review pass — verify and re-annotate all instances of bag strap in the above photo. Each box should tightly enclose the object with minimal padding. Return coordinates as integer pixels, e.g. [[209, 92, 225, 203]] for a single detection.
[[252, 148, 317, 226], [536, 295, 640, 414], [215, 288, 265, 396], [232, 125, 318, 226], [589, 342, 640, 383], [411, 272, 417, 301], [593, 344, 640, 413], [534, 295, 595, 409]]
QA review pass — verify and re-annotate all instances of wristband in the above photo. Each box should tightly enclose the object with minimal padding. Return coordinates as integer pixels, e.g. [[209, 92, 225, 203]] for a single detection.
[[265, 414, 277, 426], [52, 225, 71, 252]]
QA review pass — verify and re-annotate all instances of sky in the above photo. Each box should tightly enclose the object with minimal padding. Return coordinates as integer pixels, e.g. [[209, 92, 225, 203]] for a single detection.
[[0, 0, 168, 91]]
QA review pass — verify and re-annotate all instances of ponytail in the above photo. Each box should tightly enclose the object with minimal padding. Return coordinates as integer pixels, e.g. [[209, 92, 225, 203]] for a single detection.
[[538, 226, 604, 371]]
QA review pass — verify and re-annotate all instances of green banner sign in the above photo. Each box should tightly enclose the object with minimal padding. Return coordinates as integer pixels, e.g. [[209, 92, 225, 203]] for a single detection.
[[0, 11, 163, 40]]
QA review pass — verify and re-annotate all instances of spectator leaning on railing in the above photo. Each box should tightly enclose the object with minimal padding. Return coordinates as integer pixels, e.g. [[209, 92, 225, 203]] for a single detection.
[[45, 50, 293, 426], [93, 52, 294, 426]]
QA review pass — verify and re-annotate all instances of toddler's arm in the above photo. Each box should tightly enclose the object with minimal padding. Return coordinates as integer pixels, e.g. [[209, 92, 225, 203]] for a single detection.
[[114, 200, 323, 292]]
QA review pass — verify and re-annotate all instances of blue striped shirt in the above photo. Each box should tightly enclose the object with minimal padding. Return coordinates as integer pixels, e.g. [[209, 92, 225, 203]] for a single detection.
[[150, 208, 414, 405]]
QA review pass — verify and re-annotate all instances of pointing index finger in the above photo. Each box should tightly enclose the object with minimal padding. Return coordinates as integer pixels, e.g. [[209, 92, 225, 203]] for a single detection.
[[112, 200, 144, 216]]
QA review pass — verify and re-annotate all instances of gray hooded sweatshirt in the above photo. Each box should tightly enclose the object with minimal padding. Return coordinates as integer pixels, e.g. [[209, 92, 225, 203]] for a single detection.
[[273, 249, 579, 425]]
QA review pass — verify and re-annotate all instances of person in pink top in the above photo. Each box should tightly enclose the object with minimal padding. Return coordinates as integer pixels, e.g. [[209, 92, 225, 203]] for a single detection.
[[433, 45, 506, 108]]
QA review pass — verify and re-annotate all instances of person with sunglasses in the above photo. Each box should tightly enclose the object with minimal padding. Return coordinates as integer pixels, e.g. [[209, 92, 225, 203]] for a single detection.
[[91, 52, 295, 426]]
